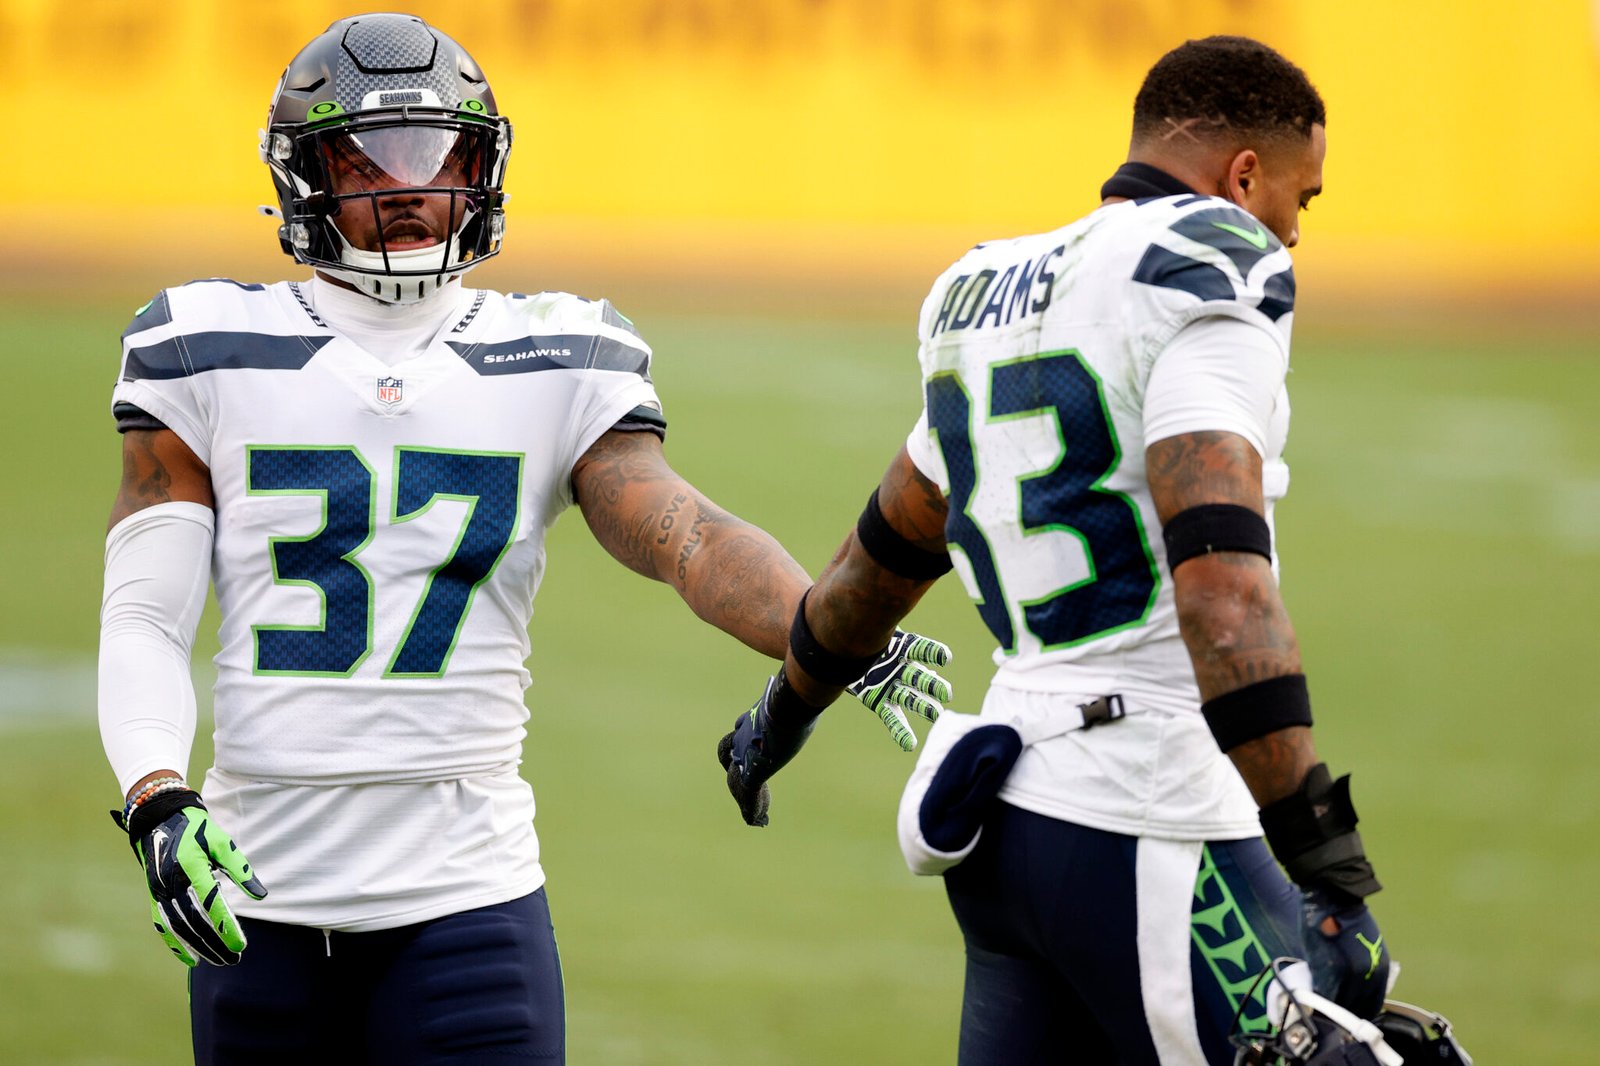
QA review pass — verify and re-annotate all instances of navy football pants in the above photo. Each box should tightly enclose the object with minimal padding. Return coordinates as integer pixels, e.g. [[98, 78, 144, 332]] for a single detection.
[[943, 803, 1303, 1065], [190, 889, 564, 1065]]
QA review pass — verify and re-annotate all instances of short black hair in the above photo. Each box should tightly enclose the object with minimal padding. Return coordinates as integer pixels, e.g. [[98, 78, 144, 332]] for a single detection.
[[1132, 36, 1325, 148]]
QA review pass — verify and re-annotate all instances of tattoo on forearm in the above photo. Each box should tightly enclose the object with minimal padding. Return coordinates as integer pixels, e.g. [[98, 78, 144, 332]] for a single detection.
[[676, 505, 709, 582], [1176, 555, 1301, 701], [575, 432, 808, 656], [1228, 725, 1316, 806], [656, 493, 688, 545]]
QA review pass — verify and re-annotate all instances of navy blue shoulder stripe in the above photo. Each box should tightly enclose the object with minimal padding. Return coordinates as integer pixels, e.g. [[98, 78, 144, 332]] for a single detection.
[[448, 334, 652, 381], [181, 278, 267, 291], [600, 300, 641, 339], [122, 291, 173, 340], [123, 332, 332, 381], [1132, 246, 1236, 303], [1258, 268, 1297, 322]]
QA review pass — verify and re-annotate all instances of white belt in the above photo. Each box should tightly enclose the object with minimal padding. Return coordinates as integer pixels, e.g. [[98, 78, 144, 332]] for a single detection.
[[1002, 693, 1129, 746]]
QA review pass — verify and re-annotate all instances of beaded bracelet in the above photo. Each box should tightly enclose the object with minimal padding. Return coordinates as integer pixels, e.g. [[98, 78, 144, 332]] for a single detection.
[[121, 775, 188, 825]]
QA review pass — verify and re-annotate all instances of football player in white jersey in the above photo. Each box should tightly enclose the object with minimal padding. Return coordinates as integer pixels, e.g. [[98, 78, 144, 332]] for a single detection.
[[720, 36, 1392, 1065], [97, 14, 952, 1063]]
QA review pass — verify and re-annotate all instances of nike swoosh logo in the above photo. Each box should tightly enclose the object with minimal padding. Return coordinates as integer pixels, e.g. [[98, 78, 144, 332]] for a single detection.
[[1211, 221, 1271, 249], [150, 828, 169, 877]]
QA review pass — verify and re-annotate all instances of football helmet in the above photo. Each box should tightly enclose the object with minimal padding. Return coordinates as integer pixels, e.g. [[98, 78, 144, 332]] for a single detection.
[[1232, 959, 1473, 1066], [261, 13, 512, 303]]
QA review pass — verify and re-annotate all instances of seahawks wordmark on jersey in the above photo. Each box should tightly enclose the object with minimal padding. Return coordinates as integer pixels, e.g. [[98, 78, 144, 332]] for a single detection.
[[113, 279, 660, 929], [905, 194, 1295, 839]]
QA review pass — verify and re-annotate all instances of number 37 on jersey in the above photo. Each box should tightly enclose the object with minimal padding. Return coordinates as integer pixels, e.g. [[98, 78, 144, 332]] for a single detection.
[[245, 444, 524, 679]]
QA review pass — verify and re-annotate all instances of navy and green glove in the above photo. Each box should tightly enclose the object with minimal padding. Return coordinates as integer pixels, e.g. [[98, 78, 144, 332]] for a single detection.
[[112, 789, 267, 966], [844, 629, 952, 751], [1302, 888, 1391, 1020], [719, 630, 954, 826], [718, 670, 820, 827]]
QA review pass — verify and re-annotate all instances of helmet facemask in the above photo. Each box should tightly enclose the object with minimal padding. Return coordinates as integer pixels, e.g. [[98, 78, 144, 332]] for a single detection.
[[265, 109, 510, 304]]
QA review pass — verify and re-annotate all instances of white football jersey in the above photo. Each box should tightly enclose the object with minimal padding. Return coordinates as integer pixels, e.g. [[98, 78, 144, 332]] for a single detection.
[[904, 194, 1297, 839], [112, 278, 659, 928]]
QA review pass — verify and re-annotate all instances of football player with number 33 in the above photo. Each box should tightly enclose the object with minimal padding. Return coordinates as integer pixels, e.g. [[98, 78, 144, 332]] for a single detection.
[[719, 36, 1415, 1066], [97, 13, 950, 1063]]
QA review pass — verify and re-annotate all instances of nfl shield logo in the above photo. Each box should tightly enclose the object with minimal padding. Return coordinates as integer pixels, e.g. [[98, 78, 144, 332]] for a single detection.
[[376, 376, 404, 406]]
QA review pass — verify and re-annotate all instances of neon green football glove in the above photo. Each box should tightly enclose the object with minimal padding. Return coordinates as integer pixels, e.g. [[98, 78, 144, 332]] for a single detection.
[[845, 629, 952, 751], [112, 789, 267, 967]]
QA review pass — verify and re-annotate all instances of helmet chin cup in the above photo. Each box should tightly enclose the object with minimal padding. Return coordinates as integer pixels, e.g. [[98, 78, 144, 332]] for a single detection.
[[321, 237, 467, 304]]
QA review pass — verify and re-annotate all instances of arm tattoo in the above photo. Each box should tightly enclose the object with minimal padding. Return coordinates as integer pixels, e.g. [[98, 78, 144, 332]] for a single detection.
[[1148, 430, 1300, 699], [1146, 430, 1263, 520], [574, 431, 808, 658], [108, 429, 212, 530], [1227, 726, 1317, 806], [797, 448, 951, 662], [875, 448, 949, 551]]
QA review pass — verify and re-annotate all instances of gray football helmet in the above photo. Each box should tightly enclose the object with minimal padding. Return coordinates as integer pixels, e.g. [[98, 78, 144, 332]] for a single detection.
[[1232, 959, 1473, 1066], [260, 13, 512, 303]]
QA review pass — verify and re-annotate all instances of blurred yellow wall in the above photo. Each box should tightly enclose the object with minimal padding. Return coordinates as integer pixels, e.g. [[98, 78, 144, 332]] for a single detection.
[[3, 0, 1597, 303]]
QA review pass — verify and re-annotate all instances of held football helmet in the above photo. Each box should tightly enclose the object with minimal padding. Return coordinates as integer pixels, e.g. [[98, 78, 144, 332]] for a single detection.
[[1232, 959, 1473, 1066], [260, 13, 512, 303]]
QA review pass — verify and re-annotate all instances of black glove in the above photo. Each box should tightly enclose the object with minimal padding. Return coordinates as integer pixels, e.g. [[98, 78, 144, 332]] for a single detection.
[[716, 670, 822, 827]]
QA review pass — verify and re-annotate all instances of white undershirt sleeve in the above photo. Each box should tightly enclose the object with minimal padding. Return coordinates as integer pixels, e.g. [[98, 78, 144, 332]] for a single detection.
[[1143, 313, 1287, 456], [98, 501, 214, 796]]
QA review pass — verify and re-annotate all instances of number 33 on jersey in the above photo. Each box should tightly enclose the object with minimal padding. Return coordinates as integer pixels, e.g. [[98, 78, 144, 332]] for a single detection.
[[905, 195, 1296, 676]]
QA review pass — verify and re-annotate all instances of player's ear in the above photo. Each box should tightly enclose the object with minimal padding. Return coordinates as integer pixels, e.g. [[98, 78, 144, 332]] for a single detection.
[[1222, 148, 1259, 206]]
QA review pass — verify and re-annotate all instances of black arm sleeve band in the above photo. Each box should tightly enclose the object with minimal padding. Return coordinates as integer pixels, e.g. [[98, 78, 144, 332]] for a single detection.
[[609, 404, 667, 440], [1161, 503, 1272, 572], [1201, 674, 1313, 753], [1259, 763, 1382, 900], [788, 589, 883, 687], [855, 489, 953, 581], [113, 401, 169, 434]]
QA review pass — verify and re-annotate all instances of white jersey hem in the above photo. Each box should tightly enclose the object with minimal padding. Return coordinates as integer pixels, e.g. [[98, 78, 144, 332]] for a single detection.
[[229, 869, 548, 934], [995, 785, 1262, 842]]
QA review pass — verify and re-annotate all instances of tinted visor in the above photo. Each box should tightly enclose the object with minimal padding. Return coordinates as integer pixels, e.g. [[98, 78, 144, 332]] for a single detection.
[[321, 125, 485, 194]]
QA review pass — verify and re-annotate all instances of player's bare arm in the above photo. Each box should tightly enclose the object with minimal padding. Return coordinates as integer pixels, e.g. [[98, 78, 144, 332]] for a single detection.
[[108, 428, 213, 530], [572, 428, 809, 659], [1146, 428, 1315, 806], [787, 446, 949, 705], [716, 446, 954, 825]]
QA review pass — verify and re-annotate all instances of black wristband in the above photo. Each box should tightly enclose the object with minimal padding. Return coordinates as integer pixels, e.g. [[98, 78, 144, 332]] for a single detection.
[[113, 788, 205, 839], [766, 666, 827, 730], [855, 489, 953, 581], [788, 589, 881, 687], [1162, 502, 1272, 572], [1201, 674, 1313, 753], [1259, 763, 1382, 899]]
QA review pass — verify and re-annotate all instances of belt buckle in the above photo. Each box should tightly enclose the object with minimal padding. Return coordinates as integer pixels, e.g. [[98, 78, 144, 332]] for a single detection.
[[1079, 693, 1126, 730]]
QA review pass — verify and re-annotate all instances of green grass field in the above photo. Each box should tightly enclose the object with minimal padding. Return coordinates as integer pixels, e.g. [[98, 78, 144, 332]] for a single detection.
[[3, 293, 1596, 1062]]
